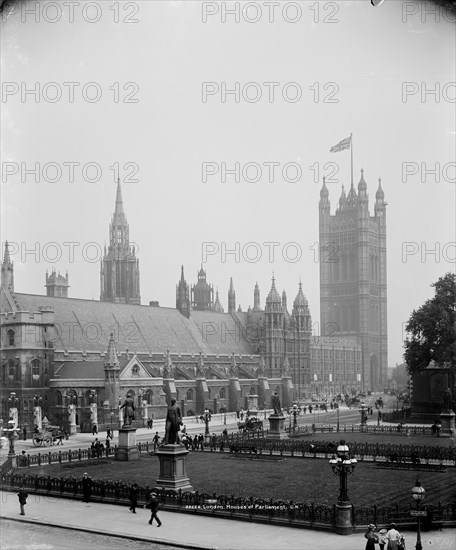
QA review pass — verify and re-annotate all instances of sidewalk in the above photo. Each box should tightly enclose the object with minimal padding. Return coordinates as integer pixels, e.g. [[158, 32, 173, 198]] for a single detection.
[[1, 490, 455, 550]]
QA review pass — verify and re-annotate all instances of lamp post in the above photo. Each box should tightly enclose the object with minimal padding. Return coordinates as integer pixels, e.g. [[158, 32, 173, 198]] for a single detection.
[[204, 408, 211, 444], [223, 408, 227, 425], [329, 440, 357, 535], [292, 404, 298, 432], [110, 411, 114, 436], [33, 394, 43, 431], [89, 390, 98, 432], [411, 478, 425, 550], [8, 392, 19, 429], [359, 402, 368, 429]]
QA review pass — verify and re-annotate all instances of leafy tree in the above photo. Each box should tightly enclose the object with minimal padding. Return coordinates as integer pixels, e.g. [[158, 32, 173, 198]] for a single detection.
[[403, 273, 456, 388]]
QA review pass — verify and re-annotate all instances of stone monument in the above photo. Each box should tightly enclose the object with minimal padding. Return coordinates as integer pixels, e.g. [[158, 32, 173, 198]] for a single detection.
[[267, 391, 288, 440], [155, 398, 193, 492], [115, 393, 139, 461], [439, 387, 455, 437]]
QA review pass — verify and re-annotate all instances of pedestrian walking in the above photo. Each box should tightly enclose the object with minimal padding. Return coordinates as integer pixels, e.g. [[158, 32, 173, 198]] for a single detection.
[[364, 524, 379, 550], [106, 426, 113, 439], [92, 424, 98, 435], [129, 483, 139, 513], [18, 487, 28, 515], [105, 436, 111, 456], [81, 472, 93, 503], [378, 528, 388, 550], [386, 523, 403, 550], [22, 427, 27, 440], [153, 431, 160, 452], [144, 492, 162, 527]]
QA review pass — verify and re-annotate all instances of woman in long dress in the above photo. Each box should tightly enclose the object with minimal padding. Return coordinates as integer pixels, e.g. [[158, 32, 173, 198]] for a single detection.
[[386, 523, 402, 550]]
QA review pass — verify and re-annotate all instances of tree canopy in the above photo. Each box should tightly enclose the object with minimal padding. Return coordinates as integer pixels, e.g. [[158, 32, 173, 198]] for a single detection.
[[403, 273, 456, 383]]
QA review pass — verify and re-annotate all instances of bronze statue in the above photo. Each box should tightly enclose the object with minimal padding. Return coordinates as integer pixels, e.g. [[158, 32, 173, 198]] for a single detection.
[[443, 387, 453, 412], [163, 398, 182, 444], [271, 392, 282, 416], [119, 394, 135, 426]]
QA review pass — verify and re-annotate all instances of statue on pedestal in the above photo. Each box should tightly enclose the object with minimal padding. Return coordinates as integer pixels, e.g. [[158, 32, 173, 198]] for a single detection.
[[271, 392, 282, 416], [443, 387, 453, 412], [120, 394, 135, 426], [163, 398, 182, 444]]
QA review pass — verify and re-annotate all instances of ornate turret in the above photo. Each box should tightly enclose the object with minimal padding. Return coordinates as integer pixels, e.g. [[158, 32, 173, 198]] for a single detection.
[[45, 269, 69, 298], [228, 277, 236, 314], [100, 179, 141, 304], [191, 266, 214, 311], [374, 178, 387, 218], [319, 177, 330, 213], [1, 241, 14, 290], [253, 281, 261, 311], [214, 288, 224, 313], [104, 332, 120, 407], [338, 185, 347, 211], [176, 265, 190, 318]]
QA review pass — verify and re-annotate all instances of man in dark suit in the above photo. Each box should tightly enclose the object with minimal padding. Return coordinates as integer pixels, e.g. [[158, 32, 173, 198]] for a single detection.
[[18, 487, 28, 515], [145, 492, 162, 527], [82, 472, 93, 503]]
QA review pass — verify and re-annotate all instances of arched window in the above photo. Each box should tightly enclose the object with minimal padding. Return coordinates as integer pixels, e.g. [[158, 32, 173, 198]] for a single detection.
[[1, 363, 6, 382], [186, 389, 193, 401], [220, 388, 225, 399], [55, 391, 62, 406], [349, 253, 356, 281], [7, 330, 15, 346], [31, 359, 40, 379], [145, 390, 153, 405]]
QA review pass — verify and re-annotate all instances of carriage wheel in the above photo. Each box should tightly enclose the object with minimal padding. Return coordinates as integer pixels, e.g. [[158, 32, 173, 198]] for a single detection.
[[44, 435, 53, 447], [33, 437, 42, 447]]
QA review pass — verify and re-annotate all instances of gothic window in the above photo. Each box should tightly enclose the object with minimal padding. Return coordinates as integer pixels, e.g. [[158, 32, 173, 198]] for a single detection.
[[220, 388, 225, 399], [117, 228, 122, 243], [56, 391, 62, 406], [341, 254, 348, 281], [350, 305, 357, 332], [7, 330, 15, 346], [145, 390, 153, 404], [342, 305, 349, 331], [333, 260, 339, 282], [131, 364, 139, 376], [8, 359, 15, 380], [335, 306, 341, 333], [31, 359, 40, 379], [349, 253, 356, 280], [186, 388, 193, 401], [1, 363, 5, 381]]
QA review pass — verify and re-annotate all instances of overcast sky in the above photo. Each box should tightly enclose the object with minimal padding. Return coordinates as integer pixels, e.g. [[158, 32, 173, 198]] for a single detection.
[[1, 0, 455, 368]]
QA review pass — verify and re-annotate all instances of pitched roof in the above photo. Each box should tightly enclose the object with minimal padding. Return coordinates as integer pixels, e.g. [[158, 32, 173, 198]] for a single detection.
[[12, 293, 255, 356]]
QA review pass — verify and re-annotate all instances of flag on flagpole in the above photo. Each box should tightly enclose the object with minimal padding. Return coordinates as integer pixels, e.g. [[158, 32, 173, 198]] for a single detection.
[[330, 135, 351, 153]]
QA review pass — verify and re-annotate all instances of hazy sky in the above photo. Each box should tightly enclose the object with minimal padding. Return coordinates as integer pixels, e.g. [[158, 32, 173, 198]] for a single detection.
[[1, 0, 455, 368]]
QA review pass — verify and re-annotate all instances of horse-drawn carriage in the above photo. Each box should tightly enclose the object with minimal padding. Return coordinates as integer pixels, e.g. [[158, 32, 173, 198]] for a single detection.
[[33, 425, 65, 447]]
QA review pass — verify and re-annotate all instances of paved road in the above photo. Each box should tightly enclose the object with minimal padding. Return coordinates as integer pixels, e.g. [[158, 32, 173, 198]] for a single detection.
[[1, 519, 183, 550]]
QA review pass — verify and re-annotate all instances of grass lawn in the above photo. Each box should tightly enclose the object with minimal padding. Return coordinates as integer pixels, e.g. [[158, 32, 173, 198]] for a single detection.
[[18, 451, 456, 509]]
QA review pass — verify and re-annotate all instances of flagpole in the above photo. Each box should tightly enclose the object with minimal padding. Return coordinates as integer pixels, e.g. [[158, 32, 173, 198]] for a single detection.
[[350, 133, 353, 186]]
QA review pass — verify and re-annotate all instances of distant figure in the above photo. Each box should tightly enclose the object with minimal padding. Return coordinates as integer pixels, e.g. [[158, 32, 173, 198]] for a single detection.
[[22, 427, 27, 440], [129, 483, 139, 514], [443, 387, 453, 412], [81, 472, 93, 503], [271, 392, 282, 416], [17, 487, 28, 515], [145, 492, 162, 527], [92, 424, 98, 435], [106, 427, 112, 439], [153, 431, 160, 451], [386, 523, 403, 550], [119, 394, 135, 426], [163, 398, 182, 445]]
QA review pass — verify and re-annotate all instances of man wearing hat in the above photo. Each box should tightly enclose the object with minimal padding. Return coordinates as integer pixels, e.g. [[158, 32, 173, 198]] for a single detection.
[[81, 472, 93, 503], [144, 491, 162, 527]]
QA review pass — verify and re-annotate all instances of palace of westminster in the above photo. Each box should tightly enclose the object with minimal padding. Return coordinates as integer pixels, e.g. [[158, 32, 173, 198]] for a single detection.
[[0, 173, 388, 431]]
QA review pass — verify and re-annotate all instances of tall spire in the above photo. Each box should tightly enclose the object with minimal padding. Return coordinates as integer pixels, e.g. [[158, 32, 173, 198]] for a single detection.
[[253, 281, 261, 311], [105, 332, 120, 367], [1, 241, 14, 290], [114, 178, 125, 217], [228, 277, 236, 314], [3, 241, 11, 264]]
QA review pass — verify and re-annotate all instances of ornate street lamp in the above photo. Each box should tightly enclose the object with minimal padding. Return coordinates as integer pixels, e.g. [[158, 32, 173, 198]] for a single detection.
[[292, 403, 298, 432], [359, 402, 368, 427], [411, 478, 425, 550], [204, 408, 211, 444], [329, 440, 357, 503]]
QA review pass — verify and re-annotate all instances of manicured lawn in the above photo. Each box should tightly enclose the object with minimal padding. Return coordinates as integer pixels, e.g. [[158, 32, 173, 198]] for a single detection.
[[18, 451, 456, 509]]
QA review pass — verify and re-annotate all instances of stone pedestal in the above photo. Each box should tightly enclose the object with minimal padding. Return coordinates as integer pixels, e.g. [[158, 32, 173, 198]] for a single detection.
[[155, 444, 194, 492], [335, 502, 353, 535], [439, 411, 455, 437], [247, 394, 259, 415], [266, 414, 288, 440], [115, 425, 139, 461]]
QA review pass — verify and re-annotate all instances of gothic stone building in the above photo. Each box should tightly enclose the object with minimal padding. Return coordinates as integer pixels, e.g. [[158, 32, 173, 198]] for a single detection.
[[1, 173, 387, 431]]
